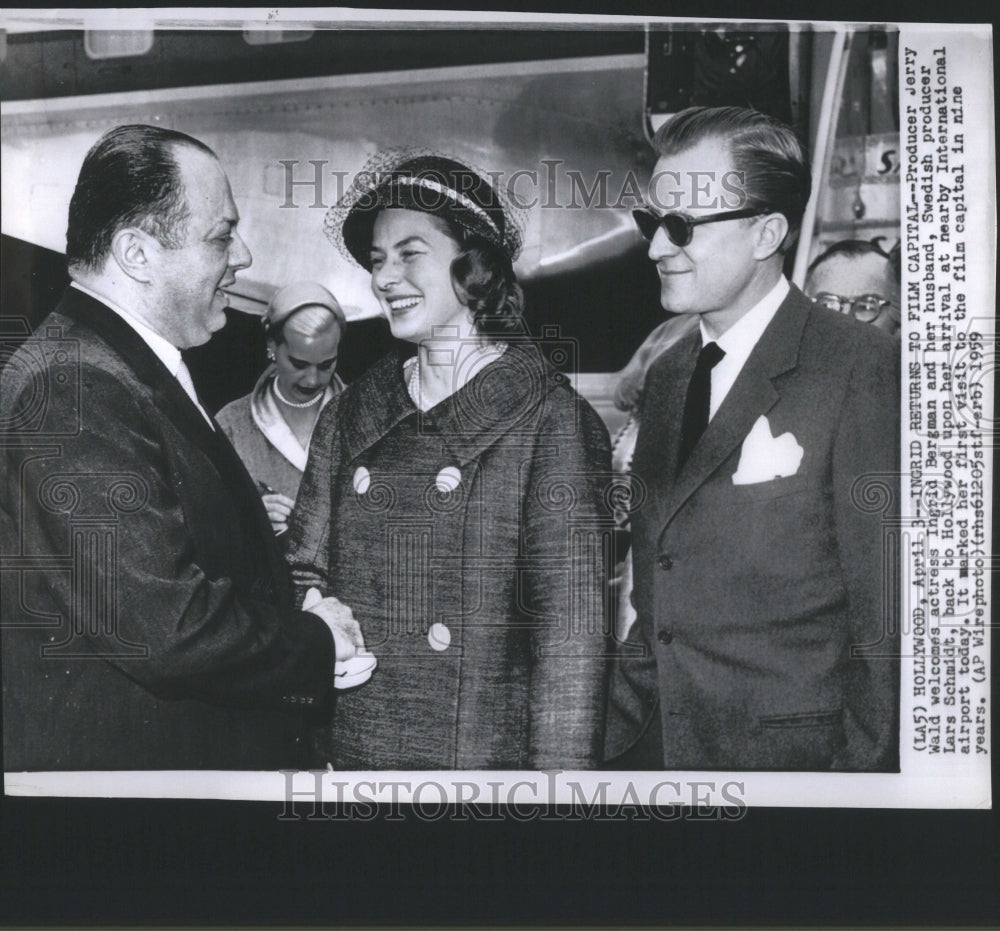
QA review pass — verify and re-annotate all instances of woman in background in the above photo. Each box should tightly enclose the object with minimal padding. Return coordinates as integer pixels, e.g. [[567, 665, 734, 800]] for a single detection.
[[288, 151, 611, 770], [217, 281, 346, 535]]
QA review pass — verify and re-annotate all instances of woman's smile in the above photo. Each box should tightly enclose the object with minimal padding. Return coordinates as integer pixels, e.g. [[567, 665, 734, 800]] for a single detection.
[[370, 209, 468, 343], [386, 295, 421, 313]]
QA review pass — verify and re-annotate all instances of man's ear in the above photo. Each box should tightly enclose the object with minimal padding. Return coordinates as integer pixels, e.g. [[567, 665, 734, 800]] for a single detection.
[[109, 228, 155, 283], [753, 212, 789, 261]]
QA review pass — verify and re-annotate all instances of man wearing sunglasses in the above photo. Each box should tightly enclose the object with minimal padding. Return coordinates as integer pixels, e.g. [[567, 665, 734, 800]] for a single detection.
[[605, 106, 900, 772]]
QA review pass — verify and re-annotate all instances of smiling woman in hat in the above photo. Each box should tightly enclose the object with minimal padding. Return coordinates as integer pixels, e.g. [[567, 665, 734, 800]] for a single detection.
[[216, 281, 346, 535], [286, 150, 612, 770]]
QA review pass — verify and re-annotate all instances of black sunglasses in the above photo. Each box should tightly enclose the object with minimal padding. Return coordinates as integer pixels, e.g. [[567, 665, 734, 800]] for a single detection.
[[632, 207, 763, 247]]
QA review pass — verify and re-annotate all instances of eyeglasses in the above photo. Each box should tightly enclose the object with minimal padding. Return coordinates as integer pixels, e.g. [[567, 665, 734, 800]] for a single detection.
[[632, 207, 763, 247], [813, 292, 892, 323]]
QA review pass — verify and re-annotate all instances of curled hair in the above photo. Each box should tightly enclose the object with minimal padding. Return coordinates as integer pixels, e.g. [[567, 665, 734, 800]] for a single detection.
[[653, 106, 811, 254], [66, 124, 215, 270], [420, 214, 524, 340], [450, 231, 525, 340]]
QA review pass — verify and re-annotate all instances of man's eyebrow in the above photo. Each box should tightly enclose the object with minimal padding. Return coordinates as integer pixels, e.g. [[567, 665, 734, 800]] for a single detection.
[[206, 217, 238, 237]]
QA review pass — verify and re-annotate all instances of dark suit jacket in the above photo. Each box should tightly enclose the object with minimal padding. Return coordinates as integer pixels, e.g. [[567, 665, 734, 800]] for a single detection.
[[605, 285, 900, 771], [0, 288, 335, 770]]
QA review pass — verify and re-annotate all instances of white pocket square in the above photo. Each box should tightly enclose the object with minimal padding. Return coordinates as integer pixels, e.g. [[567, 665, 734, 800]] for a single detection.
[[732, 415, 804, 485]]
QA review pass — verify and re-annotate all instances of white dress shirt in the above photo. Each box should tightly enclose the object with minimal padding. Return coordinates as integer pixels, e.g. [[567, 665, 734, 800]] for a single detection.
[[70, 281, 215, 428], [701, 276, 789, 420]]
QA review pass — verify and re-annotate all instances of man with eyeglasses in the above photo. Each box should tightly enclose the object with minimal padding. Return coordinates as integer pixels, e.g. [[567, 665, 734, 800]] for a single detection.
[[605, 106, 900, 772], [805, 239, 902, 336]]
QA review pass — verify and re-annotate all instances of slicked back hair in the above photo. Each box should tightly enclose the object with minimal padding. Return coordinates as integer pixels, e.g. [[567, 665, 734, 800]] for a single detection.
[[66, 124, 216, 270], [652, 106, 811, 254]]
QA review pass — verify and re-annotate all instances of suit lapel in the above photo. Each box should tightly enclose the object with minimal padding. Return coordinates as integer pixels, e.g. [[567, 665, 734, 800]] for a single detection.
[[656, 286, 812, 534], [58, 288, 288, 596], [633, 328, 700, 529], [59, 288, 220, 451], [664, 352, 780, 527]]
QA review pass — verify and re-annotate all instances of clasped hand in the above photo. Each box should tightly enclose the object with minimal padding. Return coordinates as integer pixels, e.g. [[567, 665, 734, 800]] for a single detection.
[[302, 587, 377, 689]]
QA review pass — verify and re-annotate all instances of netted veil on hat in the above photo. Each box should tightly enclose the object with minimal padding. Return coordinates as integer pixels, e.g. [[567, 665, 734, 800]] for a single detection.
[[325, 148, 525, 270]]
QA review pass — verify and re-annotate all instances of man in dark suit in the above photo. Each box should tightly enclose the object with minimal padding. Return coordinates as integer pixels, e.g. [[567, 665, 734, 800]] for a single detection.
[[1, 124, 362, 770], [605, 107, 899, 771]]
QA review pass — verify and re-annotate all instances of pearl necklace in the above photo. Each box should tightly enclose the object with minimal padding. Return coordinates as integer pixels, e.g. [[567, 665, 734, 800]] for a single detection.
[[407, 355, 422, 406], [407, 343, 507, 409], [273, 377, 324, 409]]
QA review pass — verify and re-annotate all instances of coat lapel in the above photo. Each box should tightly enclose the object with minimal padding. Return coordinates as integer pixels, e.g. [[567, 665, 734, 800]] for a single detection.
[[429, 342, 551, 466], [633, 327, 700, 529], [58, 288, 220, 451], [656, 286, 811, 534], [340, 350, 417, 464], [57, 287, 289, 596], [341, 343, 551, 467]]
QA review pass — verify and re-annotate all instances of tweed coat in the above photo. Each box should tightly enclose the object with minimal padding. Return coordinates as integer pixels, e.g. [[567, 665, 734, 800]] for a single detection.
[[0, 289, 335, 771], [605, 286, 900, 771], [287, 342, 612, 770]]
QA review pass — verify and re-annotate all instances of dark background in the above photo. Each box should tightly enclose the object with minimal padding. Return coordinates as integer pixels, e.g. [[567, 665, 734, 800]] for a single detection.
[[1, 800, 996, 926]]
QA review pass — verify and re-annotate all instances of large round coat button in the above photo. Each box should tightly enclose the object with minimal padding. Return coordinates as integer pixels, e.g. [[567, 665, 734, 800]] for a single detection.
[[657, 630, 673, 645], [428, 623, 452, 651], [658, 554, 673, 570], [353, 466, 371, 494], [435, 466, 461, 493]]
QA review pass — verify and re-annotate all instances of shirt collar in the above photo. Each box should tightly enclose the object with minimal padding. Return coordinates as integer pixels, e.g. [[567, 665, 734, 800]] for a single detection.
[[70, 280, 182, 376], [701, 275, 790, 359]]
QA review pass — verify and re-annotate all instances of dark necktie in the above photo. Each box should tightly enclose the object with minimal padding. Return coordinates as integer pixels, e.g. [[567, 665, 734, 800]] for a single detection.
[[676, 340, 725, 473]]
